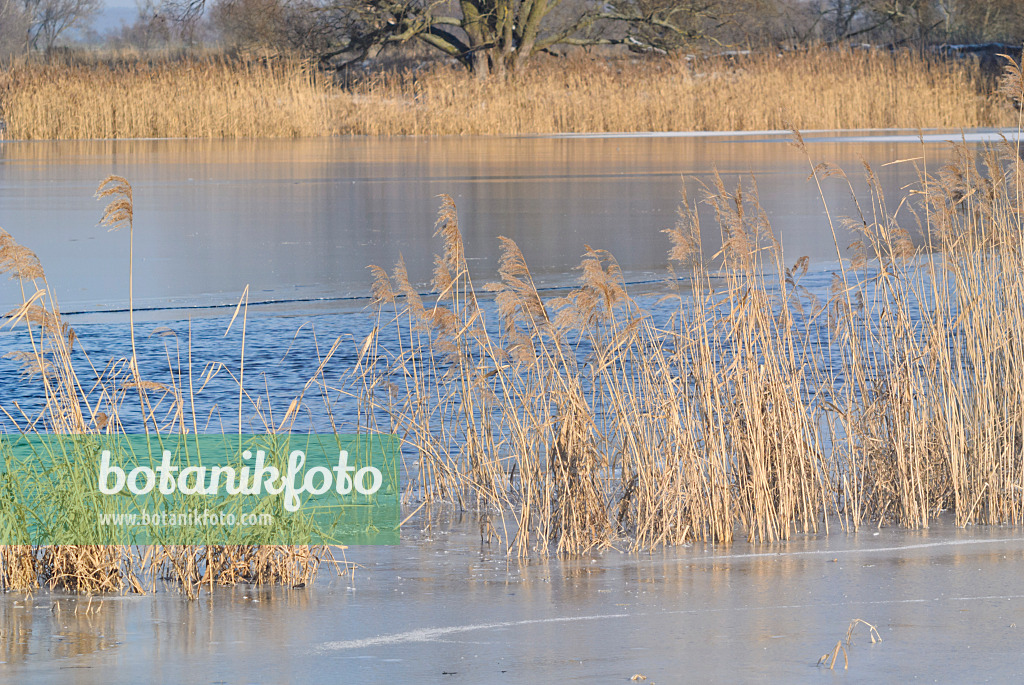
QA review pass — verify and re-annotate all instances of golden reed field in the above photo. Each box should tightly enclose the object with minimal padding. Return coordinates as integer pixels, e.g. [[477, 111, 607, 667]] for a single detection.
[[0, 48, 1017, 139]]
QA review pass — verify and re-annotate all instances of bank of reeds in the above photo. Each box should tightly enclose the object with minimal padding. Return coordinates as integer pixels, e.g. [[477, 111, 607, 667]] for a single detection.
[[0, 179, 330, 595], [0, 48, 1016, 139], [356, 56, 1024, 555], [342, 48, 1015, 135], [0, 56, 335, 140]]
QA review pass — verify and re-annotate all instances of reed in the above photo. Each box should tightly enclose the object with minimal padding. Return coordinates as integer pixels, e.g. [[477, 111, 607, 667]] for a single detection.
[[0, 55, 336, 140], [817, 618, 881, 669], [0, 180, 331, 595], [342, 48, 1014, 135], [358, 183, 834, 553], [0, 48, 1015, 139], [357, 55, 1024, 554]]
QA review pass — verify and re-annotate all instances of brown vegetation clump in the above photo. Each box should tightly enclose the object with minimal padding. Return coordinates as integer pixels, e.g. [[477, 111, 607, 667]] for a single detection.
[[0, 48, 1017, 139], [342, 48, 1015, 135], [357, 54, 1024, 554], [0, 179, 334, 595], [0, 55, 335, 139]]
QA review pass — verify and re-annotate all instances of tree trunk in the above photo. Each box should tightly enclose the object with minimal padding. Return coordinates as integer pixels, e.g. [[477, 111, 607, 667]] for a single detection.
[[514, 0, 548, 72], [471, 50, 490, 78]]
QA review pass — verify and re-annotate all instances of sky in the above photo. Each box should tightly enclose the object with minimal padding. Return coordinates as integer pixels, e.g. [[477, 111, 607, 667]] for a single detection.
[[88, 1, 144, 37], [91, 6, 137, 35]]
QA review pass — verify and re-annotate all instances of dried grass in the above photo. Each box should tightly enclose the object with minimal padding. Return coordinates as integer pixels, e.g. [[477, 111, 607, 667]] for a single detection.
[[340, 48, 1014, 135], [0, 56, 335, 139], [0, 182, 332, 595], [0, 48, 1016, 139], [357, 54, 1024, 555]]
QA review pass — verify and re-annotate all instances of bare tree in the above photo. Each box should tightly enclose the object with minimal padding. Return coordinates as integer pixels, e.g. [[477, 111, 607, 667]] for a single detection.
[[160, 0, 1023, 70], [183, 0, 755, 75], [210, 0, 338, 53], [211, 0, 290, 48], [1, 0, 30, 59], [358, 0, 755, 75], [799, 0, 1022, 46], [23, 0, 102, 52], [106, 0, 179, 50], [950, 0, 1024, 43]]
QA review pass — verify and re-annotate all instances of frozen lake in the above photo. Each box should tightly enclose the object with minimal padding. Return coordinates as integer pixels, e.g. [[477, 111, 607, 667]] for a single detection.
[[2, 520, 1023, 683], [0, 130, 983, 314]]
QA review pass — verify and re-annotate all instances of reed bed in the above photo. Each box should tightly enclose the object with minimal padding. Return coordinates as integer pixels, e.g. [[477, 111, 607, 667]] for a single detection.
[[0, 179, 332, 595], [342, 48, 1015, 135], [0, 48, 1016, 139], [0, 57, 336, 140], [354, 57, 1024, 555]]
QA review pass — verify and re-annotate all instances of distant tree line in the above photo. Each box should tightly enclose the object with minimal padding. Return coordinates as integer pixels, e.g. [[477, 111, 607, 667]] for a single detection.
[[195, 0, 1024, 73], [1, 0, 101, 56], [2, 0, 1022, 70]]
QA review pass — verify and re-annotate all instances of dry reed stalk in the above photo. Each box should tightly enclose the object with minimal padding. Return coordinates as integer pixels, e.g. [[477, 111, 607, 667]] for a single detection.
[[0, 545, 37, 591], [152, 545, 324, 598], [4, 56, 1024, 576]]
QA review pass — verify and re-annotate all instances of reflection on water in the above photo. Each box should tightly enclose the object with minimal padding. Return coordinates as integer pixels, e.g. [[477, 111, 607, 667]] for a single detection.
[[0, 132, 967, 314], [2, 521, 1024, 683], [1, 596, 124, 666]]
